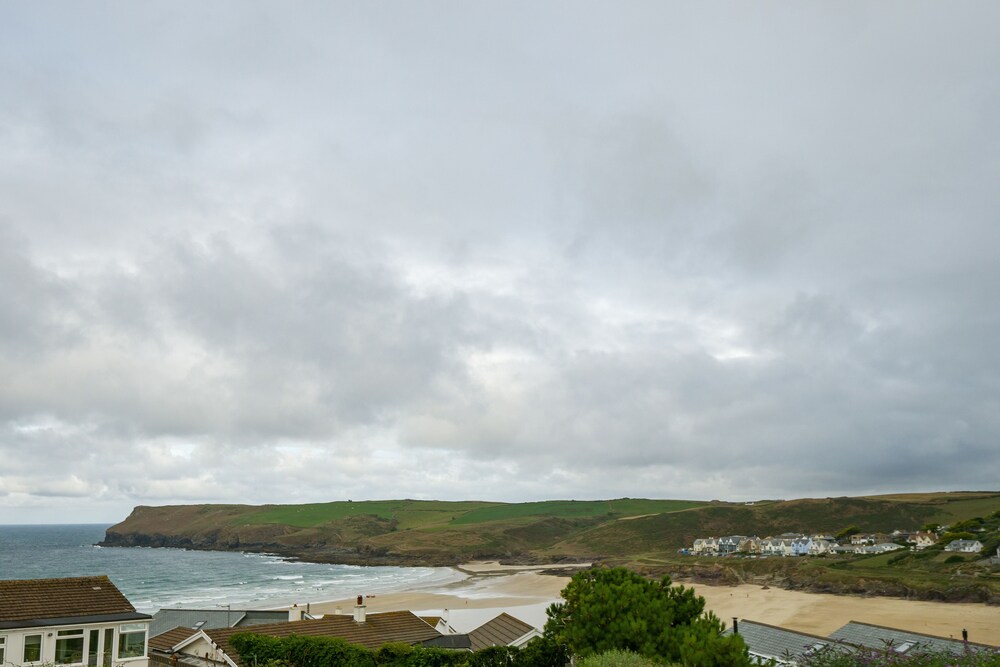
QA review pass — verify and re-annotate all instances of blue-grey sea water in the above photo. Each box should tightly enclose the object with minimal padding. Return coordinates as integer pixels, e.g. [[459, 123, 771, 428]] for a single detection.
[[0, 524, 463, 613]]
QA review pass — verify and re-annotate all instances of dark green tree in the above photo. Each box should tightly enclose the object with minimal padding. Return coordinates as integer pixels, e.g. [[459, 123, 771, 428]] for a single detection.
[[543, 567, 750, 666], [835, 525, 861, 541]]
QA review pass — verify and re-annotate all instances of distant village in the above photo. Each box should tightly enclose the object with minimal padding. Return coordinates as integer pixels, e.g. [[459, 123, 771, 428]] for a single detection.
[[684, 529, 989, 557]]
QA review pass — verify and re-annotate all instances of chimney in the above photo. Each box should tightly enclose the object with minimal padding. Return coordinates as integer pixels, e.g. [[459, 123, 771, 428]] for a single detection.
[[288, 604, 303, 622], [732, 618, 739, 635], [353, 595, 366, 624]]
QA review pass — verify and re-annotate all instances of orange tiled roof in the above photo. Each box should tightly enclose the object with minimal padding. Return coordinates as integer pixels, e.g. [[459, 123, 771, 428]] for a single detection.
[[0, 576, 141, 625], [204, 612, 441, 666], [149, 627, 199, 652]]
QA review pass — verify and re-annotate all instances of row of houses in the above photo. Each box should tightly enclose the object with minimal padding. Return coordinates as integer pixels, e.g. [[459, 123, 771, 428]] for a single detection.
[[0, 576, 541, 667], [690, 531, 986, 557], [690, 535, 904, 557]]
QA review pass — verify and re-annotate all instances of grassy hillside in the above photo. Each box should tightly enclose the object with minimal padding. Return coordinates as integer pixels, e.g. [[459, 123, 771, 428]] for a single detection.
[[102, 492, 1000, 601], [239, 500, 501, 530], [103, 492, 1000, 561]]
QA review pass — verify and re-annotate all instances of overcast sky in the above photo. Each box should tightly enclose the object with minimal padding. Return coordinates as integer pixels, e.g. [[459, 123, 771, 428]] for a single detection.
[[1, 2, 998, 524]]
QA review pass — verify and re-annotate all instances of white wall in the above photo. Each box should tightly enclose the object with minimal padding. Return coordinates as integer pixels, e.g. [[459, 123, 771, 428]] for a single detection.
[[1, 621, 149, 667]]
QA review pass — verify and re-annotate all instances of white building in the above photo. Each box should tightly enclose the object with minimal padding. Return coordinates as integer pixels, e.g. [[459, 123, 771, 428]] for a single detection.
[[0, 576, 150, 667], [944, 539, 983, 553]]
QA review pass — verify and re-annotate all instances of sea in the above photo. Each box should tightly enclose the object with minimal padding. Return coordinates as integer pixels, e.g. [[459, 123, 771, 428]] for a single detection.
[[0, 524, 465, 613]]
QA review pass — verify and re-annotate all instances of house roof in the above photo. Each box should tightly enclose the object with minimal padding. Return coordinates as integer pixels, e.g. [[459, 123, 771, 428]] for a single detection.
[[467, 613, 536, 651], [945, 539, 983, 550], [151, 608, 289, 637], [0, 576, 150, 630], [723, 620, 840, 663], [202, 612, 441, 666], [421, 634, 473, 650], [149, 627, 200, 653], [828, 621, 995, 655]]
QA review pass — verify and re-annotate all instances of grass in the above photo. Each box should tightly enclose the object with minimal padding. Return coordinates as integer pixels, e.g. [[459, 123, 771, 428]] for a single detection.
[[449, 499, 706, 525], [238, 500, 502, 529]]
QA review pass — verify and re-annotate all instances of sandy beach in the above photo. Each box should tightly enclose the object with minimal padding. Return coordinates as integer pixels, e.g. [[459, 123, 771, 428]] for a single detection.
[[294, 562, 1000, 646]]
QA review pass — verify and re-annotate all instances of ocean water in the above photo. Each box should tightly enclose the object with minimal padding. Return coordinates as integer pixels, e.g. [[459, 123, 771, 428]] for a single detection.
[[0, 524, 464, 613]]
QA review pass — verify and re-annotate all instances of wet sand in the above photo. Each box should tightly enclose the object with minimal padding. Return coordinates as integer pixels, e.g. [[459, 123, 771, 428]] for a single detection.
[[291, 562, 1000, 646]]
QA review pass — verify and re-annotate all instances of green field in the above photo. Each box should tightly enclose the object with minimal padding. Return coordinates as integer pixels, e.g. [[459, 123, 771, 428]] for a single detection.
[[239, 500, 502, 529], [450, 499, 706, 525]]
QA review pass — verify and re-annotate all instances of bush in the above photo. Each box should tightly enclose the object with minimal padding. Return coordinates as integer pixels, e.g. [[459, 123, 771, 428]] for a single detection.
[[797, 645, 1000, 666], [469, 646, 518, 667], [945, 554, 967, 564], [513, 636, 568, 667], [577, 649, 667, 667]]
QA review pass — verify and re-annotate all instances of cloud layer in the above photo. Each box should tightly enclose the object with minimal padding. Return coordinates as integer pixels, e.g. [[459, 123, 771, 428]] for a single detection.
[[1, 2, 998, 522]]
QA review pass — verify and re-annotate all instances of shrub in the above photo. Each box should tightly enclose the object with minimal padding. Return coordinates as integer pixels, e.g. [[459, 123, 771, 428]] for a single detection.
[[577, 649, 667, 667], [513, 636, 569, 667], [469, 646, 518, 667], [797, 645, 1000, 666]]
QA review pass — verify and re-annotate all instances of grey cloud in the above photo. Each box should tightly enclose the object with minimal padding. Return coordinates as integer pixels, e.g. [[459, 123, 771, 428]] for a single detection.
[[1, 2, 999, 521]]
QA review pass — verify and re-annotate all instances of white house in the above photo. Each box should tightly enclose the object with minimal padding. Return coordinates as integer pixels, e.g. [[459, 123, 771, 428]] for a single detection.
[[909, 532, 938, 550], [0, 576, 151, 667], [808, 539, 835, 555], [760, 538, 796, 557], [944, 539, 983, 553]]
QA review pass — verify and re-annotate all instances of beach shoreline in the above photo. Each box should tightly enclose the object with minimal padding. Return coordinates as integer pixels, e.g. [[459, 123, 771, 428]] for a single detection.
[[280, 561, 1000, 646]]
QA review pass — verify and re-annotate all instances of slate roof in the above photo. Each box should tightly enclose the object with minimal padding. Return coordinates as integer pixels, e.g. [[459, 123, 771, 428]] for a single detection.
[[723, 620, 841, 664], [467, 613, 536, 651], [0, 576, 150, 630], [421, 634, 473, 650], [828, 621, 996, 655], [202, 612, 441, 666], [150, 609, 289, 637]]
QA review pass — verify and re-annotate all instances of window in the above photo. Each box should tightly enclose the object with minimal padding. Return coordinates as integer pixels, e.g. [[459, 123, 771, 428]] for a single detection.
[[56, 629, 85, 664], [118, 624, 146, 659], [1, 635, 5, 664], [24, 634, 42, 662]]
